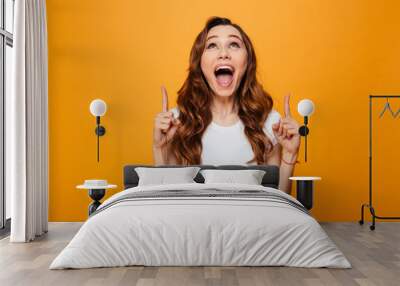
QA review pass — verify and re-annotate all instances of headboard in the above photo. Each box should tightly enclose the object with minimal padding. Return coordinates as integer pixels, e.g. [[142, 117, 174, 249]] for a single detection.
[[123, 165, 280, 189]]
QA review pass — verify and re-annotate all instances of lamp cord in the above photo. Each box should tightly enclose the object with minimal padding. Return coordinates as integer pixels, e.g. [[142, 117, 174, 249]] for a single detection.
[[97, 126, 100, 162], [305, 133, 307, 162]]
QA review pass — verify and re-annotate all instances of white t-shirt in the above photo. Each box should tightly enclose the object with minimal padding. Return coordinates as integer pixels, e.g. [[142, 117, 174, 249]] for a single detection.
[[170, 108, 281, 165]]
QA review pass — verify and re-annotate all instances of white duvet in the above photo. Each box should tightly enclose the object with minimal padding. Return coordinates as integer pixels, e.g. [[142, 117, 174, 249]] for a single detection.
[[50, 183, 351, 269]]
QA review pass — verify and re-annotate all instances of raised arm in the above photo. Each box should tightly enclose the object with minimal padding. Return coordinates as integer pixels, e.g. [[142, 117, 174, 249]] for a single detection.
[[271, 94, 301, 194], [153, 86, 179, 165]]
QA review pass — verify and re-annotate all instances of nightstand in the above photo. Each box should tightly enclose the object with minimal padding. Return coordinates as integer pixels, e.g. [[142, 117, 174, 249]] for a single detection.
[[77, 180, 117, 216], [289, 176, 321, 210]]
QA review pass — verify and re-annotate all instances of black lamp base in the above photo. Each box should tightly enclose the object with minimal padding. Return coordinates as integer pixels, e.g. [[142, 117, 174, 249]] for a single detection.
[[88, 189, 105, 215], [296, 180, 314, 210], [299, 126, 309, 136], [95, 126, 106, 136]]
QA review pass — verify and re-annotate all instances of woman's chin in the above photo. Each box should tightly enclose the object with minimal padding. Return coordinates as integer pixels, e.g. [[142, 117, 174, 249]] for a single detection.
[[214, 90, 234, 97], [211, 82, 238, 97]]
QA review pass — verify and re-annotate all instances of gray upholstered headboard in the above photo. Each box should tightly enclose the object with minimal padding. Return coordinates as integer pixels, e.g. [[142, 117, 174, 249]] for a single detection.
[[123, 165, 280, 189]]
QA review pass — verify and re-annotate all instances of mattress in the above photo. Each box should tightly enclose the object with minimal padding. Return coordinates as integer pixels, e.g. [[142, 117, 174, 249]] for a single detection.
[[50, 183, 351, 269]]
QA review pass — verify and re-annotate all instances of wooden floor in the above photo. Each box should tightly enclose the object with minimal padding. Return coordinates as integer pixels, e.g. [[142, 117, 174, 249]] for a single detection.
[[0, 222, 399, 286]]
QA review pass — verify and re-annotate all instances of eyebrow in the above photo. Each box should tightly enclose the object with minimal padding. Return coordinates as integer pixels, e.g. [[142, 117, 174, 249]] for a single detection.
[[206, 34, 243, 42]]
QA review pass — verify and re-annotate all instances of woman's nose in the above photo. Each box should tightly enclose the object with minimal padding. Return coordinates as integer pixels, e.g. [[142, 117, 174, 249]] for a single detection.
[[218, 48, 231, 59]]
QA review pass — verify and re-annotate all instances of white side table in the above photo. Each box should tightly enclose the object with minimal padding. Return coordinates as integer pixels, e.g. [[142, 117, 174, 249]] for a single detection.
[[77, 182, 117, 216], [289, 176, 321, 210]]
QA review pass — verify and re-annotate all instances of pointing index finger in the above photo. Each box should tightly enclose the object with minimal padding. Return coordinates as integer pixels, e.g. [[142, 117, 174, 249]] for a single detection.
[[161, 85, 169, 112], [284, 93, 291, 117]]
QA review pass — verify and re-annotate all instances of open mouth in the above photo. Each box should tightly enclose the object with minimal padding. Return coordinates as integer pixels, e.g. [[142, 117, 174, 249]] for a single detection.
[[214, 65, 235, 88]]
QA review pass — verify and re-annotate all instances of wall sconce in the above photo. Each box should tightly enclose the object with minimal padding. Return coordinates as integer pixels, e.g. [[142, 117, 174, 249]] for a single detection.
[[297, 99, 315, 162], [89, 99, 107, 162]]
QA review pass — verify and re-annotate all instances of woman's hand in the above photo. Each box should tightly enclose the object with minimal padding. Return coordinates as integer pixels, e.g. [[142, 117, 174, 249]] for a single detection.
[[153, 86, 180, 148], [272, 94, 301, 156]]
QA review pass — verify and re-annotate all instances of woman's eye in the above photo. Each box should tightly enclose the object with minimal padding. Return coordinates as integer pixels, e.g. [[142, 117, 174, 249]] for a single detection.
[[230, 42, 240, 48], [207, 43, 216, 49]]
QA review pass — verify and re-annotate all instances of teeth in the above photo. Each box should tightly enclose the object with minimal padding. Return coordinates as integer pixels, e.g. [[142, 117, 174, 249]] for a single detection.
[[215, 65, 234, 72]]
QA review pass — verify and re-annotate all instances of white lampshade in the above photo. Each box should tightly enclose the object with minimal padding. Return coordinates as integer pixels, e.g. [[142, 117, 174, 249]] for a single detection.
[[89, 99, 107, 116], [297, 99, 315, 117]]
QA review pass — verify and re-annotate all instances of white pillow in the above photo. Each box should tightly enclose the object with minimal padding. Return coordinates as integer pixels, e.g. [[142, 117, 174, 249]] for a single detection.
[[135, 167, 201, 186], [200, 169, 266, 185]]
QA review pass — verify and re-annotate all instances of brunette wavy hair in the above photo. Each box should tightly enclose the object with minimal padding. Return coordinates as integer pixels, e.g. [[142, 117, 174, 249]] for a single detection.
[[170, 16, 274, 165]]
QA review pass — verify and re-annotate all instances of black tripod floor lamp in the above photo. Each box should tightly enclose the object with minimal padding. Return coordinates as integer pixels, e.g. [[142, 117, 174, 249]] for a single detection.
[[359, 95, 400, 230]]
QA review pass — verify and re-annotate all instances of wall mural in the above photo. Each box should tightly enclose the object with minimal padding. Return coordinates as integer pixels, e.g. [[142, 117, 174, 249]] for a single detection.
[[153, 17, 301, 173]]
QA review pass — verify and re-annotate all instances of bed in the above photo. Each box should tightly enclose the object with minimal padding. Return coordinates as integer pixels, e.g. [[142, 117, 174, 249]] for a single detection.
[[50, 165, 351, 269]]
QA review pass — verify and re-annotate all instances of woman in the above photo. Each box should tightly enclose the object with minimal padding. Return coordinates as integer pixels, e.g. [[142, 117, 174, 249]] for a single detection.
[[153, 17, 300, 194]]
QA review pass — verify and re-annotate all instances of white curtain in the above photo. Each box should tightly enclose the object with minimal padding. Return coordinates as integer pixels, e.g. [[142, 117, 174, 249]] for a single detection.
[[7, 0, 48, 242]]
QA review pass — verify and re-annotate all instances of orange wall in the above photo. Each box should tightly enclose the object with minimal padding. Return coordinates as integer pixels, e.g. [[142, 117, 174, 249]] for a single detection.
[[47, 0, 400, 222]]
